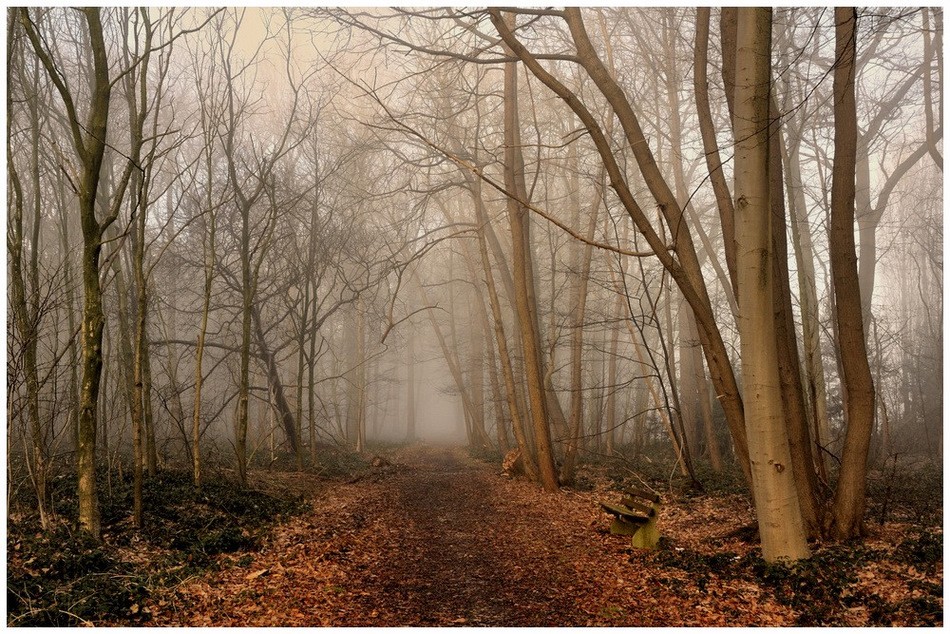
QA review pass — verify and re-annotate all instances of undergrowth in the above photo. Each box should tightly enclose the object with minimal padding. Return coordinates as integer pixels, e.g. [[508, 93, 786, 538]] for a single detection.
[[652, 539, 942, 626], [7, 467, 319, 627]]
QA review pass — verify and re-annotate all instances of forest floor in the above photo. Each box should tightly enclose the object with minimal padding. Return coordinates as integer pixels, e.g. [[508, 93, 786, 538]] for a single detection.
[[137, 445, 941, 627]]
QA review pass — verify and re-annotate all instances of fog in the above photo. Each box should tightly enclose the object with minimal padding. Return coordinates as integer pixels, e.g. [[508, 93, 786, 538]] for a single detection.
[[7, 8, 942, 545]]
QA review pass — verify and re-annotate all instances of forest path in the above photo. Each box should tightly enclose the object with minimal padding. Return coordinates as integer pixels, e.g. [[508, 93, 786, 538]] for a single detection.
[[147, 445, 784, 626], [329, 445, 579, 625]]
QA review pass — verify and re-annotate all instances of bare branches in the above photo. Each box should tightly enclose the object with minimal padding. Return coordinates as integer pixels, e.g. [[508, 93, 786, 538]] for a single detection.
[[334, 57, 660, 260]]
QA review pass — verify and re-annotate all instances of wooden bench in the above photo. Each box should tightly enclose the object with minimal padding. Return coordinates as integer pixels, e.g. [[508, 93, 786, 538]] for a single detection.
[[600, 487, 661, 549]]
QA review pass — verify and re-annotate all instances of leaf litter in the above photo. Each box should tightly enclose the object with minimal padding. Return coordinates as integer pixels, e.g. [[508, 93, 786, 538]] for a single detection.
[[141, 445, 941, 627]]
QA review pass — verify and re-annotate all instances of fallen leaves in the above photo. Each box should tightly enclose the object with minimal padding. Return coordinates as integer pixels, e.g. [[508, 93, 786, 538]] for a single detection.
[[129, 446, 940, 627]]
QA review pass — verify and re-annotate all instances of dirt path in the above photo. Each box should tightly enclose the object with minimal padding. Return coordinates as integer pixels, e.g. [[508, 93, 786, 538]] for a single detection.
[[338, 446, 578, 625], [148, 445, 791, 626]]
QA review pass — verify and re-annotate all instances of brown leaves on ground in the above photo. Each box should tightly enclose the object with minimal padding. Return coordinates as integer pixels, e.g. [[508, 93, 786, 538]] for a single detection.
[[143, 446, 941, 627]]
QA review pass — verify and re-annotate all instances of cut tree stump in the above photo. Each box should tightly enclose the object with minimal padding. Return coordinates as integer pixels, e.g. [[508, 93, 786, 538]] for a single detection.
[[600, 487, 661, 549]]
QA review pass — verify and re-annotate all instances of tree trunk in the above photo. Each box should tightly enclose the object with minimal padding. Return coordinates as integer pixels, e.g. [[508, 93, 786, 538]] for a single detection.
[[720, 7, 820, 530], [694, 7, 738, 300], [477, 291, 508, 453], [493, 7, 752, 483], [603, 291, 623, 457], [733, 7, 810, 562], [248, 304, 301, 455], [468, 292, 490, 450], [22, 7, 116, 538], [469, 177, 538, 480], [345, 302, 367, 453], [767, 97, 822, 537], [406, 327, 417, 442], [235, 206, 253, 485], [782, 124, 831, 482], [141, 332, 157, 476], [828, 8, 877, 540], [499, 11, 559, 491], [192, 143, 216, 486], [561, 159, 603, 484], [127, 19, 152, 527]]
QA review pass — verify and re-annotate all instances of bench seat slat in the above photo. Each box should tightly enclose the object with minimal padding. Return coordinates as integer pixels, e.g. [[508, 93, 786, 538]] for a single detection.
[[623, 487, 661, 504], [600, 501, 650, 523], [619, 498, 656, 517]]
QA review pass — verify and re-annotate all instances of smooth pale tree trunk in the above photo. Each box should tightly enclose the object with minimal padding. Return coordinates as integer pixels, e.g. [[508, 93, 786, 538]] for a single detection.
[[540, 247, 570, 456], [677, 303, 702, 456], [719, 7, 820, 532], [602, 221, 631, 456], [733, 7, 810, 562], [828, 8, 877, 540]]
